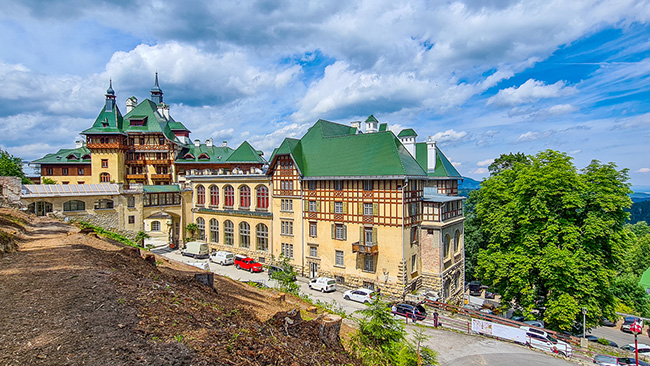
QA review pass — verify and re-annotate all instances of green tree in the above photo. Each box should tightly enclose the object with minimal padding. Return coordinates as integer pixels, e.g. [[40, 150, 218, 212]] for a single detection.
[[135, 231, 150, 248], [268, 254, 299, 294], [463, 189, 488, 281], [612, 274, 650, 317], [474, 150, 631, 331], [42, 177, 57, 184], [0, 150, 30, 184], [185, 223, 198, 240]]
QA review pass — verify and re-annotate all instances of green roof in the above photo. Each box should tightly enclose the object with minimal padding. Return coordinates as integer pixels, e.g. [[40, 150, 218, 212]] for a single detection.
[[175, 144, 235, 163], [640, 266, 650, 291], [379, 123, 388, 132], [81, 103, 124, 135], [226, 141, 266, 163], [398, 128, 417, 137], [143, 185, 180, 193], [122, 100, 178, 142], [32, 146, 92, 164], [415, 142, 462, 178], [365, 115, 378, 123], [275, 119, 427, 177], [168, 120, 190, 132]]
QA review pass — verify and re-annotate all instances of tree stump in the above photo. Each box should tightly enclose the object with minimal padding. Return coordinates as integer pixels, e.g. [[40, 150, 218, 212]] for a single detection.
[[317, 314, 342, 348], [143, 254, 156, 266], [275, 292, 286, 303], [307, 306, 318, 313]]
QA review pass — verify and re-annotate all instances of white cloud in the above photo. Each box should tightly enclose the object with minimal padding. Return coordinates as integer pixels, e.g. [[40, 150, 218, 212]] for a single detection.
[[471, 167, 489, 174], [637, 168, 650, 173], [518, 131, 540, 142], [477, 158, 494, 167], [487, 79, 577, 107], [450, 161, 462, 167], [429, 129, 468, 144]]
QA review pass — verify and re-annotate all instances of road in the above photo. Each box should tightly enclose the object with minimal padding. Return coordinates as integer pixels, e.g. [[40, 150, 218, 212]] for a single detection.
[[152, 245, 579, 365], [589, 324, 650, 348]]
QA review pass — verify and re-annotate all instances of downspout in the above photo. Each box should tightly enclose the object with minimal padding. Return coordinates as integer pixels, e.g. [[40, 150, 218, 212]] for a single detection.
[[401, 178, 407, 298]]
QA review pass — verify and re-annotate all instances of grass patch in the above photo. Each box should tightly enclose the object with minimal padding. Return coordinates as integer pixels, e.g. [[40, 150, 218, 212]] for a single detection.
[[76, 221, 142, 248]]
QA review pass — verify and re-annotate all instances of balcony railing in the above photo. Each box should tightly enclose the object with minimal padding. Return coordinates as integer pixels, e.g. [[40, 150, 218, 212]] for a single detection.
[[87, 142, 128, 149], [126, 174, 146, 180], [352, 242, 379, 255], [125, 159, 145, 165], [148, 159, 173, 165], [151, 174, 172, 180]]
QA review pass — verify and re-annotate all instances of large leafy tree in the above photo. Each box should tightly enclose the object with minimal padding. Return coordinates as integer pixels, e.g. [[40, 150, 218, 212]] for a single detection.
[[0, 149, 30, 184], [475, 150, 631, 331]]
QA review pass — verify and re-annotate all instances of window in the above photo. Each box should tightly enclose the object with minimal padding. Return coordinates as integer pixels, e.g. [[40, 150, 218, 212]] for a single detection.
[[334, 202, 343, 214], [46, 167, 53, 175], [196, 185, 205, 205], [309, 222, 317, 237], [100, 172, 110, 182], [256, 224, 268, 251], [363, 203, 373, 216], [196, 218, 205, 241], [281, 199, 293, 212], [411, 254, 417, 272], [63, 200, 85, 212], [101, 159, 108, 168], [308, 181, 316, 190], [78, 181, 84, 184], [94, 199, 114, 210], [224, 220, 234, 245], [309, 246, 318, 258], [281, 243, 294, 258], [444, 234, 451, 258], [364, 227, 373, 244], [308, 201, 317, 212], [239, 222, 250, 248], [256, 186, 269, 209], [210, 219, 219, 243], [280, 180, 293, 190], [209, 185, 219, 206], [281, 220, 293, 236], [61, 168, 68, 176], [239, 186, 251, 208], [128, 215, 135, 224], [224, 186, 234, 207], [454, 230, 460, 253], [410, 226, 418, 243], [62, 181, 69, 185], [333, 224, 347, 240], [364, 255, 374, 272], [334, 181, 343, 191], [363, 180, 373, 191], [78, 168, 84, 175], [127, 196, 135, 208], [335, 250, 344, 266], [151, 221, 161, 231]]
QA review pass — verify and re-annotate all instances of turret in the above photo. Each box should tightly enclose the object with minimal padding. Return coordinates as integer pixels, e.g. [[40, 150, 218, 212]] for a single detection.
[[104, 80, 116, 112], [150, 72, 163, 105]]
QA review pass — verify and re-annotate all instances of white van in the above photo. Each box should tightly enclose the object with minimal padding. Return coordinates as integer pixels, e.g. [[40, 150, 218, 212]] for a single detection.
[[308, 277, 336, 292], [181, 241, 209, 259], [210, 251, 234, 265], [520, 326, 573, 357]]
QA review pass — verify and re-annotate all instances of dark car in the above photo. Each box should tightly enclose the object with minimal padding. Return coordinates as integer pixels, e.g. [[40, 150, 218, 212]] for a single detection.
[[468, 281, 482, 296], [586, 335, 618, 348], [391, 303, 427, 321], [484, 288, 496, 299], [601, 317, 617, 327], [266, 265, 296, 281], [618, 357, 650, 366]]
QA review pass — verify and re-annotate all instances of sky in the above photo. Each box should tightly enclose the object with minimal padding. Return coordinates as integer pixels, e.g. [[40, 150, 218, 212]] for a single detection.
[[1, 1, 650, 189]]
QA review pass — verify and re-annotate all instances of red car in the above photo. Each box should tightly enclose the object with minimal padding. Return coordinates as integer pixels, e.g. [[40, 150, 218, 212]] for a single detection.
[[234, 255, 263, 273]]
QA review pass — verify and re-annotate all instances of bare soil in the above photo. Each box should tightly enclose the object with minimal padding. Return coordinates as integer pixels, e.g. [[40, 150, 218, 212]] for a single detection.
[[0, 208, 360, 365]]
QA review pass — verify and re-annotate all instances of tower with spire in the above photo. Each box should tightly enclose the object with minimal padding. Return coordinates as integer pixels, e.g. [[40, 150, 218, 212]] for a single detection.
[[150, 72, 163, 105]]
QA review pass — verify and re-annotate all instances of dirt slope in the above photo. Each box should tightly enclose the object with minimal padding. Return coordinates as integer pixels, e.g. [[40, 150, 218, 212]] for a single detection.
[[0, 209, 359, 366]]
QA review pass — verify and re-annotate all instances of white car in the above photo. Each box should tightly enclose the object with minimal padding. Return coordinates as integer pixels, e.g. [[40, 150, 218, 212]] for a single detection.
[[308, 277, 336, 292], [210, 250, 234, 265], [520, 326, 573, 357], [343, 288, 376, 303], [621, 343, 650, 354]]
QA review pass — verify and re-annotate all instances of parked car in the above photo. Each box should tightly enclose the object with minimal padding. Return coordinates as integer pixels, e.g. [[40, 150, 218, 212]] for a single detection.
[[621, 316, 644, 333], [520, 326, 573, 357], [308, 277, 336, 292], [484, 288, 496, 299], [601, 317, 617, 327], [266, 265, 296, 281], [586, 335, 618, 348], [617, 357, 650, 366], [621, 343, 650, 355], [593, 354, 618, 366], [523, 320, 545, 328], [234, 255, 263, 272], [468, 281, 482, 296], [392, 303, 427, 321], [343, 288, 376, 304], [181, 241, 209, 259], [210, 250, 234, 265]]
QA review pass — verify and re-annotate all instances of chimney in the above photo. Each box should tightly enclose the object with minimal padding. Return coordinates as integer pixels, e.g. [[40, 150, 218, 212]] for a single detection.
[[206, 138, 213, 147], [157, 104, 165, 118], [194, 139, 201, 147], [163, 104, 170, 119], [126, 96, 137, 113], [222, 140, 227, 147], [75, 140, 83, 149], [351, 121, 361, 130], [427, 137, 437, 172]]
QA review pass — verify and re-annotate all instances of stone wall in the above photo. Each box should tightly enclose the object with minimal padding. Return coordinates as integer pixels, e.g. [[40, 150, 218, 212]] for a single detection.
[[0, 177, 22, 205], [51, 210, 138, 240]]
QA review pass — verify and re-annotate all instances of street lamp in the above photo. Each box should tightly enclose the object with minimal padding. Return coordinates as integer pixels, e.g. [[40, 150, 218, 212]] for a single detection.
[[582, 307, 587, 338]]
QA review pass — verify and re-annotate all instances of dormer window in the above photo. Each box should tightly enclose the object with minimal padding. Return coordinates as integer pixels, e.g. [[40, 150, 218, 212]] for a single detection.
[[183, 153, 195, 159], [66, 154, 78, 160], [129, 116, 147, 126], [82, 154, 91, 160], [198, 153, 210, 160]]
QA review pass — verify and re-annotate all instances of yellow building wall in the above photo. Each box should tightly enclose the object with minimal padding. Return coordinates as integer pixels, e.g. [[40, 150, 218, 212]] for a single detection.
[[90, 151, 125, 184], [40, 175, 89, 185]]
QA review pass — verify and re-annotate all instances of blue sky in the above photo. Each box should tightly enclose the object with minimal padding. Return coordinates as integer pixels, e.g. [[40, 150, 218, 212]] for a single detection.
[[1, 0, 650, 188]]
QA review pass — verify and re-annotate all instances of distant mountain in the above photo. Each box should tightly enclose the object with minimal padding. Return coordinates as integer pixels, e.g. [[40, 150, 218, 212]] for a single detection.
[[630, 192, 650, 203], [459, 177, 481, 197], [629, 200, 650, 224]]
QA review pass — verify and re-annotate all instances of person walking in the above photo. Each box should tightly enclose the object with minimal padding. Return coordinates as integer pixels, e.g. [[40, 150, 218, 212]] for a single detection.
[[412, 307, 418, 323], [433, 311, 439, 327]]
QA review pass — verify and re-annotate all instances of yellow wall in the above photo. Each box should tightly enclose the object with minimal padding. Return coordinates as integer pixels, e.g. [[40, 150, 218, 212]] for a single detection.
[[90, 151, 125, 184], [41, 175, 89, 185]]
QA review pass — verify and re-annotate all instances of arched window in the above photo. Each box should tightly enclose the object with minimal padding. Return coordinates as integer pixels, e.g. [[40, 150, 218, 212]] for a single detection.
[[224, 185, 234, 207], [100, 172, 110, 182], [239, 186, 251, 209], [239, 222, 250, 248], [453, 230, 460, 253], [209, 185, 219, 206], [256, 186, 269, 210], [444, 234, 451, 258], [196, 217, 205, 241], [151, 221, 161, 231], [224, 220, 234, 245], [209, 219, 219, 243], [63, 200, 85, 212], [94, 199, 114, 210], [196, 185, 205, 205], [256, 223, 268, 251]]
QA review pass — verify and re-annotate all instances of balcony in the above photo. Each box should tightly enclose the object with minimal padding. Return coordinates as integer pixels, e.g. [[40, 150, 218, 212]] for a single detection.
[[125, 159, 145, 165], [352, 242, 379, 255], [126, 174, 146, 180], [148, 159, 173, 165], [151, 174, 172, 180], [87, 142, 128, 150]]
